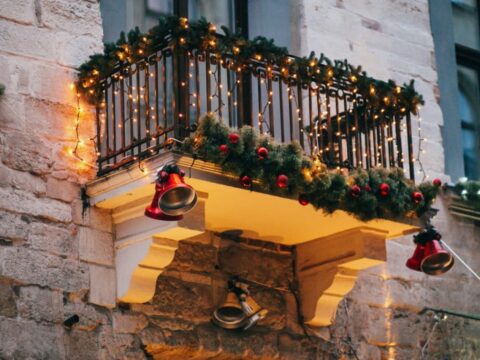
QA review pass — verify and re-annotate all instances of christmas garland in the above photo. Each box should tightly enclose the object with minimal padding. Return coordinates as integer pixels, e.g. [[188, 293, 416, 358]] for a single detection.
[[452, 178, 480, 211], [183, 114, 439, 221], [76, 15, 423, 116]]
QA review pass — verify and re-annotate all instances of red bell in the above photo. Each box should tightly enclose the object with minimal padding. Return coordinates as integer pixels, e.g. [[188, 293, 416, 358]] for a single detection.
[[145, 182, 183, 221], [405, 243, 425, 271], [157, 173, 197, 216], [421, 240, 454, 275]]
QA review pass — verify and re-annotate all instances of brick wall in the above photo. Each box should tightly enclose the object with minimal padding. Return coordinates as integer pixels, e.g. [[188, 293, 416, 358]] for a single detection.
[[0, 0, 479, 359]]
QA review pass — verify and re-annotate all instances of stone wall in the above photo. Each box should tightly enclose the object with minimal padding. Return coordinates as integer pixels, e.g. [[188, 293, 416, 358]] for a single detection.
[[0, 0, 479, 359]]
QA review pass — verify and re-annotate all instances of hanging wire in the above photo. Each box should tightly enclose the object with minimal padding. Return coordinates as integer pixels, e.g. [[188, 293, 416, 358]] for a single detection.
[[441, 240, 480, 282]]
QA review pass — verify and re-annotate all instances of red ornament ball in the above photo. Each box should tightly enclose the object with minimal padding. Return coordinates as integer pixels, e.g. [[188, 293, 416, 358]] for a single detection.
[[379, 183, 390, 197], [219, 144, 228, 155], [298, 194, 309, 206], [159, 170, 169, 182], [412, 191, 424, 204], [433, 178, 442, 187], [257, 147, 269, 159], [276, 174, 289, 189], [240, 175, 252, 188], [364, 184, 372, 192], [228, 133, 240, 144], [351, 185, 361, 198]]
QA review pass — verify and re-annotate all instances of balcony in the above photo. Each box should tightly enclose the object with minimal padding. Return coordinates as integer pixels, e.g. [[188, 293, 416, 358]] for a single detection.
[[80, 16, 433, 328], [88, 30, 419, 180]]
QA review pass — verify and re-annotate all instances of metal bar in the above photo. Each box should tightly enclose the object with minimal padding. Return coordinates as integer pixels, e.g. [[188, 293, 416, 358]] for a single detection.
[[387, 119, 395, 167], [128, 71, 134, 156], [353, 102, 361, 167], [195, 54, 201, 123], [217, 60, 223, 119], [279, 80, 285, 142], [227, 64, 233, 127], [136, 65, 141, 156], [288, 85, 294, 142], [326, 90, 334, 164], [335, 96, 342, 164], [154, 56, 160, 147], [119, 74, 126, 155], [96, 104, 102, 173], [297, 82, 305, 148], [317, 90, 324, 161], [406, 112, 415, 181], [395, 113, 403, 168], [206, 52, 211, 112], [111, 79, 117, 164], [237, 68, 244, 128], [364, 107, 372, 168], [267, 74, 274, 136], [344, 97, 353, 167], [257, 75, 263, 133], [145, 63, 151, 148], [308, 86, 313, 152], [105, 86, 110, 163], [379, 117, 387, 168]]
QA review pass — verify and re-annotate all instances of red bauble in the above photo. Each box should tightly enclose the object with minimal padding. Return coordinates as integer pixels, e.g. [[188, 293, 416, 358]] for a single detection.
[[257, 147, 269, 159], [298, 194, 309, 206], [433, 178, 442, 187], [219, 144, 228, 155], [364, 184, 372, 192], [159, 170, 169, 182], [229, 133, 240, 144], [379, 183, 390, 197], [276, 174, 288, 189], [240, 175, 252, 188], [412, 191, 424, 204], [351, 185, 361, 198]]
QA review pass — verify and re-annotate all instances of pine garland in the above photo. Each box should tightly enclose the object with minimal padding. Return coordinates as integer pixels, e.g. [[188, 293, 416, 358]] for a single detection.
[[76, 15, 424, 116], [183, 114, 438, 221], [453, 179, 480, 211]]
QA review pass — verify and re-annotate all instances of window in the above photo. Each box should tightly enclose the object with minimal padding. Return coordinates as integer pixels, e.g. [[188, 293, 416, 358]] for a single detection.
[[453, 0, 480, 179]]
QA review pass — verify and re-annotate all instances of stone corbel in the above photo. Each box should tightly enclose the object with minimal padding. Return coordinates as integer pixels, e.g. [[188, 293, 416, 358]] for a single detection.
[[114, 195, 206, 303], [295, 227, 389, 328]]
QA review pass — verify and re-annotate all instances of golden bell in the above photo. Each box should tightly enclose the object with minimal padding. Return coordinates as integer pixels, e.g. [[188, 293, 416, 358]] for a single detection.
[[421, 240, 454, 275], [157, 173, 197, 216], [239, 294, 268, 330]]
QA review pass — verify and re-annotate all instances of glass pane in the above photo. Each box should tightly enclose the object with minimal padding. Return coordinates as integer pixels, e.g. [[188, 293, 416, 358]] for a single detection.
[[188, 0, 234, 30], [457, 65, 480, 179], [452, 0, 480, 50]]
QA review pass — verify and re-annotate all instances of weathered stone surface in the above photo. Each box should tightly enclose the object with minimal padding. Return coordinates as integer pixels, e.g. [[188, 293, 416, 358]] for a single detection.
[[27, 221, 78, 256], [98, 326, 144, 360], [151, 276, 213, 322], [219, 243, 293, 288], [88, 264, 116, 308], [0, 210, 30, 242], [63, 328, 99, 360], [112, 312, 148, 334], [16, 285, 63, 323], [72, 200, 112, 233], [0, 280, 17, 317], [79, 227, 113, 266], [0, 187, 72, 223], [46, 177, 80, 203], [0, 318, 63, 359], [0, 247, 89, 292], [0, 163, 46, 195], [169, 241, 217, 274], [0, 0, 36, 25], [64, 300, 109, 331]]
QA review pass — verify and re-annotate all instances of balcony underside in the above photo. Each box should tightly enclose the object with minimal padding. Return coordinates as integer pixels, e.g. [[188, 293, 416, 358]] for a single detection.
[[85, 150, 419, 327]]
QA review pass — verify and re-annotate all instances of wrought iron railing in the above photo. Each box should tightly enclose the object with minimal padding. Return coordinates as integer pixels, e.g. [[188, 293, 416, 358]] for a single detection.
[[96, 42, 416, 180]]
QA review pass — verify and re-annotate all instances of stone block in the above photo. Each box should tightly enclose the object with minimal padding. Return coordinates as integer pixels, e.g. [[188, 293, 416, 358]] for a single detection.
[[0, 246, 89, 292], [0, 318, 63, 359], [46, 177, 80, 203], [112, 312, 148, 334], [72, 200, 113, 233], [0, 0, 36, 25], [27, 221, 78, 257], [169, 241, 216, 274], [79, 226, 113, 266], [64, 300, 109, 331], [16, 285, 63, 323], [0, 279, 17, 317], [0, 210, 30, 242], [63, 328, 99, 360], [98, 326, 141, 359], [219, 243, 293, 289], [0, 187, 72, 223], [88, 264, 116, 308], [0, 93, 26, 131], [0, 163, 46, 196], [151, 276, 213, 322], [2, 131, 54, 175]]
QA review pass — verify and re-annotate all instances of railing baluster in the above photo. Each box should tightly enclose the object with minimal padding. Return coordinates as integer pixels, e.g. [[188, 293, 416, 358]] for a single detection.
[[326, 89, 334, 165], [395, 113, 403, 168], [279, 80, 285, 142], [217, 60, 223, 120], [317, 90, 324, 161], [195, 54, 201, 124], [257, 75, 263, 133], [96, 103, 102, 173], [206, 52, 211, 112], [335, 96, 342, 165], [119, 74, 126, 155], [297, 82, 305, 149], [145, 63, 151, 149], [344, 97, 353, 167], [406, 112, 415, 181], [267, 74, 274, 137], [136, 65, 142, 156], [154, 55, 160, 147], [227, 64, 233, 127], [387, 119, 395, 167], [308, 86, 313, 153], [105, 86, 110, 164], [288, 84, 294, 142], [364, 107, 372, 168]]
